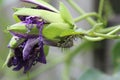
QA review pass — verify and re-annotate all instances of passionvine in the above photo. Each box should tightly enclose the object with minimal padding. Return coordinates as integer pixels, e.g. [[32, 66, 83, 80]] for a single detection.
[[6, 0, 77, 73]]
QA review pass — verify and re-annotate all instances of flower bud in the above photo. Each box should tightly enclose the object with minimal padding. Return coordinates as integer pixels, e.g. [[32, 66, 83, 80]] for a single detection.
[[6, 0, 75, 73]]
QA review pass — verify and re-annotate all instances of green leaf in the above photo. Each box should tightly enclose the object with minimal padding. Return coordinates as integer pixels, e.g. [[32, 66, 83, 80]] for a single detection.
[[78, 68, 111, 80], [112, 40, 120, 70], [13, 8, 64, 23], [44, 45, 49, 56], [60, 2, 74, 26], [42, 23, 71, 41]]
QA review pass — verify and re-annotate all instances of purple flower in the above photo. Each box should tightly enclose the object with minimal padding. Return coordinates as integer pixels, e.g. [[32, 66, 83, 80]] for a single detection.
[[7, 39, 46, 73], [7, 16, 47, 73], [7, 0, 49, 72], [7, 0, 74, 73]]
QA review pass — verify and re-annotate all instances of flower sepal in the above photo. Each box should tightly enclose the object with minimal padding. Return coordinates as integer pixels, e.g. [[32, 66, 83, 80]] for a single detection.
[[8, 36, 25, 49], [13, 8, 64, 23], [60, 2, 74, 26], [7, 22, 42, 38]]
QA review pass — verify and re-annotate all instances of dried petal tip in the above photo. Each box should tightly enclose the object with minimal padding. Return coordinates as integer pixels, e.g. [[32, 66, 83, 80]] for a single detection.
[[21, 0, 58, 12]]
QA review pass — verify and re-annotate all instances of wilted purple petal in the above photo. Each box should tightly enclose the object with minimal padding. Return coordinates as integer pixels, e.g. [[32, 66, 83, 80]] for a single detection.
[[14, 48, 22, 56], [23, 38, 39, 60], [23, 59, 34, 73], [12, 57, 18, 66], [36, 21, 46, 64], [37, 20, 44, 47], [24, 16, 40, 25], [24, 64, 31, 73], [13, 63, 23, 71], [19, 41, 26, 48], [24, 16, 40, 32], [37, 44, 46, 64], [23, 45, 41, 73]]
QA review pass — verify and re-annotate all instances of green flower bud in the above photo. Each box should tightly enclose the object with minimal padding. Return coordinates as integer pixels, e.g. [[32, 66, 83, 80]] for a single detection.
[[8, 36, 25, 49]]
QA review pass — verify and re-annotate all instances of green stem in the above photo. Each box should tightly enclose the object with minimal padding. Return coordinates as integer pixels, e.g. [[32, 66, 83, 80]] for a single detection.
[[62, 63, 70, 80], [107, 26, 120, 35], [98, 26, 119, 33], [87, 23, 103, 33], [27, 72, 31, 80], [94, 32, 120, 39], [67, 0, 97, 26], [83, 36, 103, 41], [74, 12, 99, 23], [2, 49, 14, 69], [98, 0, 105, 18], [84, 26, 120, 41]]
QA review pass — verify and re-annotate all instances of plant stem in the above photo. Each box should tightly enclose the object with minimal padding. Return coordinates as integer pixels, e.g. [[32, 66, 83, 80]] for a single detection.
[[98, 26, 119, 33], [83, 36, 103, 41], [107, 26, 120, 35], [84, 26, 120, 41], [94, 32, 120, 39], [88, 23, 103, 33], [62, 63, 70, 80], [98, 0, 105, 18], [67, 0, 97, 26], [27, 72, 31, 80], [2, 49, 14, 69], [74, 12, 99, 23]]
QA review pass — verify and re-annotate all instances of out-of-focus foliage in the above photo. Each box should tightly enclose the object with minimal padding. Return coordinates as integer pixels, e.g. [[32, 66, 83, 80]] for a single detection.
[[0, 0, 2, 4], [78, 69, 111, 80], [78, 68, 120, 80], [112, 40, 120, 71]]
